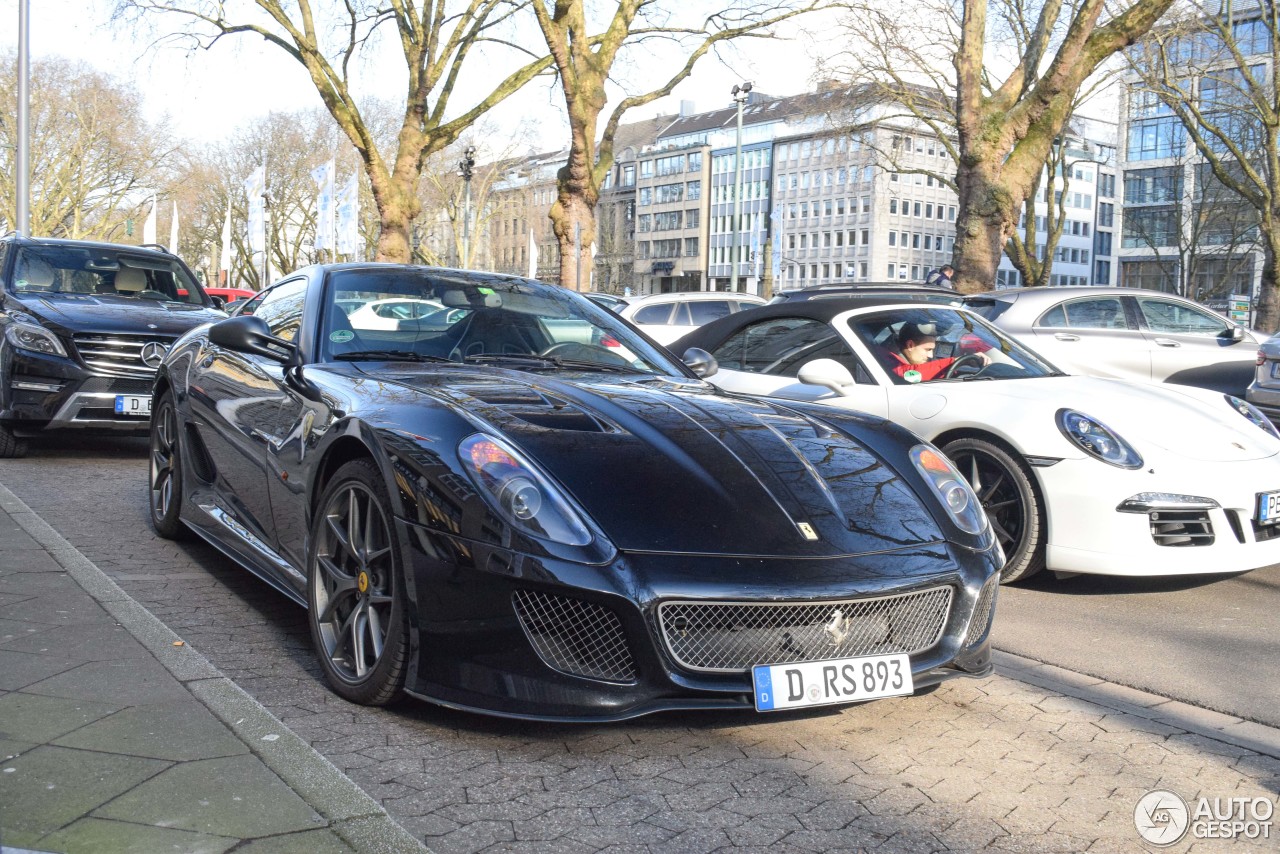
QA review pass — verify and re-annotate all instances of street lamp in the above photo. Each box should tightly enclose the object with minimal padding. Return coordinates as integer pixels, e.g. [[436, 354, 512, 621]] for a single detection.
[[458, 146, 476, 269], [729, 82, 752, 293]]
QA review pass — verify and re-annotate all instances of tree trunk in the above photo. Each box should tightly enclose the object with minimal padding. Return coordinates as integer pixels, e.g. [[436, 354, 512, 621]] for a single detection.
[[1259, 222, 1280, 332], [952, 166, 1015, 293]]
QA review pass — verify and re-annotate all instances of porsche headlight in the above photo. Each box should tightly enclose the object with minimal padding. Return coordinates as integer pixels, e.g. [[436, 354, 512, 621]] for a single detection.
[[909, 445, 989, 535], [459, 433, 592, 545], [4, 321, 67, 357], [1224, 395, 1280, 439], [1056, 409, 1143, 469]]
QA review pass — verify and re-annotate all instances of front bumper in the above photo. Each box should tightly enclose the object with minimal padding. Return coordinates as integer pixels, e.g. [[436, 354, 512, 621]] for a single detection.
[[2, 348, 155, 434], [395, 519, 1001, 721], [1037, 452, 1280, 576]]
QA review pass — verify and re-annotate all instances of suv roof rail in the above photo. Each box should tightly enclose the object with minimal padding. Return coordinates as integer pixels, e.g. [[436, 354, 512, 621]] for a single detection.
[[137, 243, 175, 254]]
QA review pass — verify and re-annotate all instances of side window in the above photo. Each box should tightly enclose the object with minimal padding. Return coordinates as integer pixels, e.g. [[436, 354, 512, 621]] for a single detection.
[[1038, 305, 1068, 328], [1138, 298, 1228, 335], [1037, 298, 1125, 330], [235, 291, 268, 317], [633, 304, 673, 324], [711, 317, 869, 380], [252, 278, 308, 342], [670, 302, 694, 325], [688, 300, 732, 325]]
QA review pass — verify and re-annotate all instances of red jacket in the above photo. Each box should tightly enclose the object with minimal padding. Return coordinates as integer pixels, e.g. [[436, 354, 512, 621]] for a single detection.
[[884, 350, 956, 381]]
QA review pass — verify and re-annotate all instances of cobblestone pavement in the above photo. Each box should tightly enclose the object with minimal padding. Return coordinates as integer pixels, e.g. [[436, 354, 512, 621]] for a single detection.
[[3, 440, 1278, 852]]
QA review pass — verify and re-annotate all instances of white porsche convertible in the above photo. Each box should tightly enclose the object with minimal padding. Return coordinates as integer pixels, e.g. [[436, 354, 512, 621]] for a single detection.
[[675, 299, 1280, 584]]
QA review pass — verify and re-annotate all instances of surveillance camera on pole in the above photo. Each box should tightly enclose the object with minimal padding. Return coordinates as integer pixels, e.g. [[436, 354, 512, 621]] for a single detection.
[[458, 146, 477, 269]]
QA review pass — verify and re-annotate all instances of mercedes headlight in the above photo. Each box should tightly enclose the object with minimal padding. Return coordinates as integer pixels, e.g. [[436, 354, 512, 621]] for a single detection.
[[1056, 409, 1142, 469], [1224, 395, 1280, 439], [4, 320, 67, 357], [459, 433, 592, 545], [909, 445, 989, 535]]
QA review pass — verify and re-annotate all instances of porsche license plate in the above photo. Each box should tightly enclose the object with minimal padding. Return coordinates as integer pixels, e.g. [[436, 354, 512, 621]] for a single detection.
[[1257, 491, 1280, 525], [114, 395, 151, 417], [752, 653, 912, 711]]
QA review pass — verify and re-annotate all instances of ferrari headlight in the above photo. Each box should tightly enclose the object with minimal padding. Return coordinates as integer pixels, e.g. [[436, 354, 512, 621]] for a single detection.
[[909, 445, 989, 535], [1056, 409, 1142, 469], [1224, 394, 1280, 439], [4, 321, 67, 357], [459, 433, 591, 545]]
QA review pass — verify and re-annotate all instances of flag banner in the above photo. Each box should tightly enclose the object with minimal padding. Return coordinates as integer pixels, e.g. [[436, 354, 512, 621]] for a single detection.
[[311, 159, 335, 252], [527, 229, 538, 279], [243, 166, 265, 254], [336, 173, 359, 256], [143, 195, 157, 245], [219, 202, 232, 273], [169, 201, 180, 255]]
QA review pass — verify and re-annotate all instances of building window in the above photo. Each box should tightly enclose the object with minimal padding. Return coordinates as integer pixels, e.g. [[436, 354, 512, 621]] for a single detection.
[[686, 180, 701, 200], [685, 209, 699, 229], [1120, 259, 1174, 291], [640, 160, 654, 178], [638, 214, 652, 233], [1124, 167, 1182, 204], [1098, 202, 1114, 228], [1123, 207, 1179, 247], [1095, 259, 1111, 285], [1098, 173, 1115, 198], [1127, 117, 1184, 161], [622, 165, 635, 186], [684, 238, 699, 256]]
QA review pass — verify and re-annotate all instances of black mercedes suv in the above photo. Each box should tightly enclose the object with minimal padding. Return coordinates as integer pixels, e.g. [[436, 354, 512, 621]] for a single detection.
[[0, 235, 226, 457]]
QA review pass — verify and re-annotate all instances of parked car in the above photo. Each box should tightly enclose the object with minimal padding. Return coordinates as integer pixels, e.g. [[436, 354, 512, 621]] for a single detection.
[[675, 297, 1280, 584], [0, 234, 224, 457], [769, 283, 961, 304], [345, 296, 447, 330], [149, 264, 1002, 720], [583, 292, 630, 312], [202, 286, 257, 306], [966, 287, 1260, 396], [619, 291, 766, 345], [1247, 331, 1280, 421]]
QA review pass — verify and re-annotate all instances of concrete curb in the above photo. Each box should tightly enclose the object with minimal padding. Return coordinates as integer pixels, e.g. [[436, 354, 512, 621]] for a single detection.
[[992, 649, 1280, 760], [0, 481, 428, 854]]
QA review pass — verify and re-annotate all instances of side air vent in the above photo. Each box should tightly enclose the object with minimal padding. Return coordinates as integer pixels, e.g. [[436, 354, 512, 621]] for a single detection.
[[185, 424, 217, 483], [512, 590, 637, 683], [457, 383, 617, 433]]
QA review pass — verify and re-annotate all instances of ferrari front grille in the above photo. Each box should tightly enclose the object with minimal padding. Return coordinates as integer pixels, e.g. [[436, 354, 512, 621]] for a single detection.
[[962, 580, 998, 649], [512, 590, 637, 683], [658, 586, 953, 674]]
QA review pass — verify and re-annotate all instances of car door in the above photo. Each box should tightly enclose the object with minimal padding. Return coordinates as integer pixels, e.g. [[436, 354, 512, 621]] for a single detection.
[[705, 315, 890, 416], [1133, 295, 1257, 394], [1026, 296, 1153, 381], [187, 280, 305, 544]]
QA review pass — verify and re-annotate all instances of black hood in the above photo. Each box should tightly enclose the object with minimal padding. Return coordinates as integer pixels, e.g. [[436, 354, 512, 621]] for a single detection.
[[370, 367, 947, 558], [8, 292, 224, 337]]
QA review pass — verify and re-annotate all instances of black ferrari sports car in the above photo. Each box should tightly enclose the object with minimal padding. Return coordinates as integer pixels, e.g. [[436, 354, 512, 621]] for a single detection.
[[149, 264, 1002, 721]]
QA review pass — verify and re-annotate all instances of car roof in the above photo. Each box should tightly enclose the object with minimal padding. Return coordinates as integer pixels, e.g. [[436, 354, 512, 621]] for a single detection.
[[973, 286, 1192, 303], [771, 282, 959, 301], [3, 234, 182, 258], [673, 294, 971, 352], [626, 291, 766, 305]]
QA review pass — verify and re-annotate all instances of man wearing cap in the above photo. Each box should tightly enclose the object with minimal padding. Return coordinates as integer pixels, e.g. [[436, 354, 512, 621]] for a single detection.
[[883, 321, 989, 383]]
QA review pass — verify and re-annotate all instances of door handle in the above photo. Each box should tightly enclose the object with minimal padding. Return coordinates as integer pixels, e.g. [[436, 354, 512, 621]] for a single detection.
[[1053, 333, 1080, 342], [1154, 338, 1181, 348]]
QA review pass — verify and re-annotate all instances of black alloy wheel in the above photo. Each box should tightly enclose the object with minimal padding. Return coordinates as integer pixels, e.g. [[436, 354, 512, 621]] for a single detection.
[[942, 437, 1045, 584], [149, 392, 188, 539], [308, 459, 409, 705]]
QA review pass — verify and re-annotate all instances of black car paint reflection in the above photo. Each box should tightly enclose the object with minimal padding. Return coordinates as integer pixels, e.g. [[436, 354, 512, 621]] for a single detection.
[[150, 263, 1002, 720]]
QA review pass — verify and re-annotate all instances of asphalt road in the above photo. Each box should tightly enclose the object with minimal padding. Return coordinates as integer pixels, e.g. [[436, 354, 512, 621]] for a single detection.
[[3, 434, 1279, 853]]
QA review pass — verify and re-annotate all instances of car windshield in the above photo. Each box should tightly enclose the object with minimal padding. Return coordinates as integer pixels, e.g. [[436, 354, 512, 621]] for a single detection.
[[8, 246, 205, 304], [320, 268, 676, 374], [849, 306, 1061, 385]]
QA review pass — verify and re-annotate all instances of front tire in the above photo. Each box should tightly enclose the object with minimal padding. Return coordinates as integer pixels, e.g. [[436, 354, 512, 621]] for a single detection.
[[943, 438, 1045, 584], [0, 422, 28, 459], [149, 392, 189, 539], [307, 459, 409, 706]]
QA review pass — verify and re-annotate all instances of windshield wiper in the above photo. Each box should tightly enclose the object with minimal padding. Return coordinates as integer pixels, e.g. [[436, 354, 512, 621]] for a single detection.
[[333, 350, 453, 362], [463, 353, 638, 373]]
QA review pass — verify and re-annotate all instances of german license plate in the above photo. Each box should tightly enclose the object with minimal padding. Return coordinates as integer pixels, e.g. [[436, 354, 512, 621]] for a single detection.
[[1257, 491, 1280, 525], [1271, 361, 1280, 379], [114, 395, 151, 417], [752, 653, 913, 711]]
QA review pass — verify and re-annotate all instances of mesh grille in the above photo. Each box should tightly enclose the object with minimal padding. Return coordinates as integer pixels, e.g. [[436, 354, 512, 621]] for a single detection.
[[962, 580, 998, 649], [81, 377, 154, 394], [659, 587, 953, 673], [512, 590, 637, 683]]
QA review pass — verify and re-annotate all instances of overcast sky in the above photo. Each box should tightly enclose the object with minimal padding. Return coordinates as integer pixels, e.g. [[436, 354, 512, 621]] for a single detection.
[[2, 0, 832, 155]]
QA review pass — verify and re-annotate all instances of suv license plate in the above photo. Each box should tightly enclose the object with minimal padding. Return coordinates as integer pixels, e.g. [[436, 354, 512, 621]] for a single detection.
[[752, 653, 912, 711], [1257, 490, 1280, 525], [115, 395, 151, 417]]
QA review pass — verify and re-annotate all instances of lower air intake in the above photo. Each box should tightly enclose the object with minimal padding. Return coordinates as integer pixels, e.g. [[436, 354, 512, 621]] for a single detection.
[[512, 590, 638, 683]]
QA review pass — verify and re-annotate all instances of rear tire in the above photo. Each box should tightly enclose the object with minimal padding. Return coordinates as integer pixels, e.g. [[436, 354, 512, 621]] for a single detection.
[[307, 459, 410, 706], [0, 423, 28, 459], [942, 438, 1045, 584], [149, 391, 189, 540]]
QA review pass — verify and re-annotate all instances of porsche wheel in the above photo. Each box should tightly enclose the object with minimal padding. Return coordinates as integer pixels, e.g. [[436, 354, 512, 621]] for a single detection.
[[308, 459, 409, 705], [0, 423, 28, 459], [149, 392, 188, 539], [943, 438, 1044, 584]]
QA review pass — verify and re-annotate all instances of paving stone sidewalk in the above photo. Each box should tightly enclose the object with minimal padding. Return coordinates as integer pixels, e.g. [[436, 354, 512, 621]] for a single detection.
[[0, 487, 425, 854]]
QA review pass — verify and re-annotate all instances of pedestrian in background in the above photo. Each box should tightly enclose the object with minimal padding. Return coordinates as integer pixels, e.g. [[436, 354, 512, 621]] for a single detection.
[[925, 265, 955, 289]]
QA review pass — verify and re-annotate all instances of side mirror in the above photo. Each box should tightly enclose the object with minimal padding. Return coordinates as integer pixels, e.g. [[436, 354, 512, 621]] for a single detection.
[[209, 315, 297, 365], [797, 358, 857, 396], [682, 347, 718, 378], [1230, 326, 1245, 342], [209, 295, 226, 310]]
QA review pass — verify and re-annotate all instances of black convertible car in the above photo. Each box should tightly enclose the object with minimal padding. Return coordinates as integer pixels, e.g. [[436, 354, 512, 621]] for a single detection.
[[150, 264, 1002, 721]]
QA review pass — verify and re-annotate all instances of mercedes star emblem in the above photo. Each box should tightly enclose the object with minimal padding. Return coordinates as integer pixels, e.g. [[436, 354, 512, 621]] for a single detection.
[[140, 341, 169, 368]]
